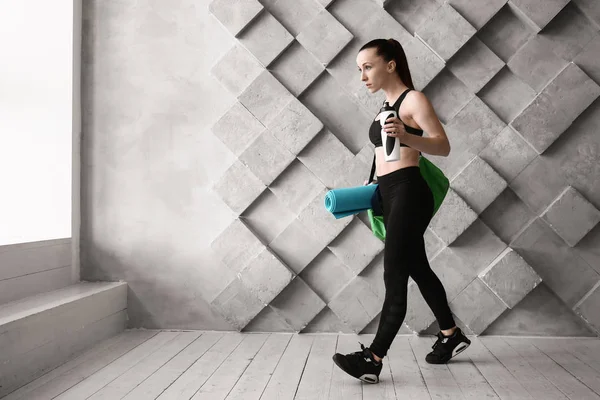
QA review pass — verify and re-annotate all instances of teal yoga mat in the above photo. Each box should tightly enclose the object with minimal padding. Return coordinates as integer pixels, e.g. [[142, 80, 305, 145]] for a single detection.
[[324, 184, 378, 219]]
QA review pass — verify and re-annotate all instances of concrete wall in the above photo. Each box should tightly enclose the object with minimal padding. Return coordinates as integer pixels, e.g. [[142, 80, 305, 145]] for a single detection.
[[81, 0, 600, 335]]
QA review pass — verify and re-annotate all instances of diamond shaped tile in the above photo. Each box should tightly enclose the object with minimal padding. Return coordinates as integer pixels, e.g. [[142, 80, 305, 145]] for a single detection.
[[450, 278, 508, 334], [209, 0, 264, 37], [239, 247, 294, 304], [479, 66, 537, 123], [336, 145, 375, 189], [451, 156, 507, 214], [477, 3, 536, 62], [238, 10, 294, 66], [402, 36, 446, 91], [422, 69, 474, 124], [385, 0, 442, 34], [270, 218, 324, 274], [242, 189, 296, 243], [211, 277, 265, 330], [510, 155, 567, 215], [261, 0, 323, 36], [541, 186, 600, 247], [512, 218, 600, 308], [269, 277, 326, 331], [297, 129, 354, 188], [266, 98, 323, 155], [212, 160, 266, 215], [238, 71, 295, 126], [537, 2, 596, 62], [479, 248, 542, 309], [427, 96, 506, 180], [210, 218, 265, 276], [269, 159, 326, 215], [327, 218, 384, 275], [328, 277, 383, 333], [429, 188, 479, 245], [297, 188, 352, 247], [480, 188, 535, 245], [447, 37, 505, 94], [448, 0, 505, 29], [300, 249, 354, 303], [212, 101, 265, 157], [480, 125, 538, 182], [511, 62, 600, 154], [297, 10, 353, 66], [270, 41, 325, 97], [238, 128, 296, 185], [507, 35, 567, 92], [425, 228, 445, 260], [510, 0, 569, 30], [300, 71, 371, 155], [416, 3, 477, 62], [210, 44, 264, 97]]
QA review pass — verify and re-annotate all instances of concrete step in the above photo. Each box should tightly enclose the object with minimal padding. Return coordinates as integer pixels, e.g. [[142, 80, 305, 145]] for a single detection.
[[0, 282, 128, 398]]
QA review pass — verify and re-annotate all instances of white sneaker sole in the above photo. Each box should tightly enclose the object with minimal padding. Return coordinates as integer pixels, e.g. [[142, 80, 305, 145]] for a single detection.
[[452, 342, 470, 358], [359, 374, 379, 384]]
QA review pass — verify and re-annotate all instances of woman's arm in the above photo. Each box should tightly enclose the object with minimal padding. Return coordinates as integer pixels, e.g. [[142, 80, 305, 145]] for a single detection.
[[383, 91, 451, 157]]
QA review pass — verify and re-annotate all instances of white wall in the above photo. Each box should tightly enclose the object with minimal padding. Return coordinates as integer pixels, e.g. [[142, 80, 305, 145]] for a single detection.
[[0, 1, 75, 245]]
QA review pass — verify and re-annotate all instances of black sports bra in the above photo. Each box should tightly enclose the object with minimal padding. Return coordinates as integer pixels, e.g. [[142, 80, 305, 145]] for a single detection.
[[369, 88, 423, 148]]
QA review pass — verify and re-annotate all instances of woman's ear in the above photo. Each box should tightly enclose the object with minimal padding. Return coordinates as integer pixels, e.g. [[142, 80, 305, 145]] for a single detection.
[[387, 60, 396, 73]]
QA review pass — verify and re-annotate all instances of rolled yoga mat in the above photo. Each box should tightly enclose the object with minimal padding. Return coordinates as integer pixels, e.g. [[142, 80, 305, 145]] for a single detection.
[[324, 184, 378, 219]]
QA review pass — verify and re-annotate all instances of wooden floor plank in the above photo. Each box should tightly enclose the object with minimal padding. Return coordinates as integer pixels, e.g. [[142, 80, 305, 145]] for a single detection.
[[440, 337, 499, 400], [2, 331, 137, 400], [259, 334, 314, 400], [156, 332, 244, 400], [53, 331, 180, 400], [466, 337, 533, 400], [409, 336, 465, 400], [293, 334, 337, 400], [479, 337, 566, 400], [327, 334, 363, 400], [191, 333, 269, 400], [567, 339, 600, 374], [224, 333, 292, 400], [386, 336, 430, 400], [530, 338, 600, 396], [7, 330, 158, 400], [503, 338, 600, 400], [122, 332, 223, 400], [360, 334, 396, 400], [88, 331, 201, 399]]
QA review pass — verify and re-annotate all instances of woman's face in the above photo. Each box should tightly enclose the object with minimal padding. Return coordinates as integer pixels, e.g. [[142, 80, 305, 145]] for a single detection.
[[356, 47, 393, 93]]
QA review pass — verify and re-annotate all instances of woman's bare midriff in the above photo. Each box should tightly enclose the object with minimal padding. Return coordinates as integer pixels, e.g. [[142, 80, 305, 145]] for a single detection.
[[375, 146, 420, 178]]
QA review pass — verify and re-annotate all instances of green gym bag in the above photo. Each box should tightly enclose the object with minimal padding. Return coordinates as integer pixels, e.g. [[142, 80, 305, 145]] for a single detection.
[[366, 154, 449, 241]]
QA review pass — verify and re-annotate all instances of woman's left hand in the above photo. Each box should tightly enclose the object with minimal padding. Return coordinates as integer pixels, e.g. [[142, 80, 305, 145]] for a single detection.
[[383, 117, 408, 140]]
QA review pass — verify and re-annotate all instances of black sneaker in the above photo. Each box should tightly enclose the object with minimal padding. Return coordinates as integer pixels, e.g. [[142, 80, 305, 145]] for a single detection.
[[332, 343, 382, 384], [425, 328, 471, 364]]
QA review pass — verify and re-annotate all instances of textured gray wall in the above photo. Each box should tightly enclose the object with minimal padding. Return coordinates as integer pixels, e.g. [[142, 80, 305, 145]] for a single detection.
[[82, 0, 600, 336]]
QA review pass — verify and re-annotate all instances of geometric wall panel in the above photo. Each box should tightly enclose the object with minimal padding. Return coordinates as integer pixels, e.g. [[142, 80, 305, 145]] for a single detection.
[[541, 186, 600, 247], [207, 0, 600, 337]]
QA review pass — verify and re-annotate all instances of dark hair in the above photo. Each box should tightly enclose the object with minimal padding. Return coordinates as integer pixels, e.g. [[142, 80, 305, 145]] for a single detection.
[[359, 38, 415, 90]]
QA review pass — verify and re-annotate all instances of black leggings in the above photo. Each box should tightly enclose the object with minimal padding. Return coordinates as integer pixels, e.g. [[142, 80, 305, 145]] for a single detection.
[[369, 166, 455, 358]]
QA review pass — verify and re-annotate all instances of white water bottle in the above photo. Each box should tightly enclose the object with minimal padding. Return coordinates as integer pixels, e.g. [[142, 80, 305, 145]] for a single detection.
[[378, 102, 401, 162]]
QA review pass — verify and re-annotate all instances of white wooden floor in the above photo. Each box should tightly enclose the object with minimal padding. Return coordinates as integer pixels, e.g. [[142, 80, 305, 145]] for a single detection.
[[4, 330, 600, 400]]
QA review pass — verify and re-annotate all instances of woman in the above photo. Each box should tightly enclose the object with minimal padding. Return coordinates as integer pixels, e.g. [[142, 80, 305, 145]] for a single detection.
[[332, 38, 471, 384]]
